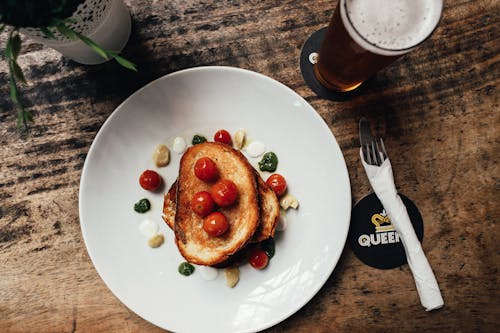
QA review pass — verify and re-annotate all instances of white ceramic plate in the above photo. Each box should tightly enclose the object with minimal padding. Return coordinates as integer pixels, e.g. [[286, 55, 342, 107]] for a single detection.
[[79, 66, 351, 332]]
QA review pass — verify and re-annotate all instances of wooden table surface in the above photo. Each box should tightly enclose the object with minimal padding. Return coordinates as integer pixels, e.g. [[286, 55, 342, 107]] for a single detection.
[[1, 0, 498, 332]]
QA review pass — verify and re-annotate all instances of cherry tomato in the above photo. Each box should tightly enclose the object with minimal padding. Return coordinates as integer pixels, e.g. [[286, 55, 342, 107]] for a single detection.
[[203, 212, 229, 237], [139, 170, 162, 191], [194, 157, 219, 182], [211, 179, 238, 207], [248, 248, 269, 269], [214, 129, 232, 145], [266, 174, 287, 197], [191, 191, 215, 217]]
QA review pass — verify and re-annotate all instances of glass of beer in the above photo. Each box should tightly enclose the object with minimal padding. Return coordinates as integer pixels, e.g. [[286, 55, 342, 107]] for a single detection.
[[314, 0, 443, 92]]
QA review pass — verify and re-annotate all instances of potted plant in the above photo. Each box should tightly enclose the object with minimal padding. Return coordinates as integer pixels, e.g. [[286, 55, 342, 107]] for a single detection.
[[1, 0, 136, 128]]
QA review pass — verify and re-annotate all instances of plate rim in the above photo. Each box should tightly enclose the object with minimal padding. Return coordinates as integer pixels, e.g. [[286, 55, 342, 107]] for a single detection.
[[78, 65, 352, 332]]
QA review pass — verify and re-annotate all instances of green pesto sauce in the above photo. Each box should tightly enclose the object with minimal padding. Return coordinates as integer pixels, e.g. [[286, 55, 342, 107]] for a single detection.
[[261, 237, 275, 259], [258, 152, 278, 172], [134, 198, 151, 213], [192, 135, 207, 145], [178, 262, 195, 276]]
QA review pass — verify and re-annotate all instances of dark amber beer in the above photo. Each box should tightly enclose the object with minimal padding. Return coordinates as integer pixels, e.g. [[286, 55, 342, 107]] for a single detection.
[[314, 0, 443, 92]]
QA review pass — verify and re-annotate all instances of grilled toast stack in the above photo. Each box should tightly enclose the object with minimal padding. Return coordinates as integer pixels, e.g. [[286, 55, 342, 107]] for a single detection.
[[163, 142, 279, 266]]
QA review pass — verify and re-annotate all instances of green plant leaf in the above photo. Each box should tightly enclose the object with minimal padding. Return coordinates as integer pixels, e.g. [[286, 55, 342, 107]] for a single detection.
[[8, 61, 32, 129], [17, 109, 24, 128], [50, 18, 64, 26], [11, 34, 21, 59], [56, 24, 77, 40], [113, 55, 138, 71], [55, 24, 108, 60], [41, 27, 56, 40], [52, 24, 137, 72], [16, 108, 32, 129], [10, 76, 32, 129], [11, 60, 27, 84], [64, 18, 77, 24], [75, 33, 109, 60], [0, 25, 5, 34], [23, 108, 33, 122], [9, 75, 18, 103], [5, 33, 13, 59]]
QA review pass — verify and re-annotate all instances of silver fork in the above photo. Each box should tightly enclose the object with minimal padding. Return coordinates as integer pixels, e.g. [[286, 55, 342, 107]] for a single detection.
[[364, 137, 388, 166], [359, 117, 388, 166]]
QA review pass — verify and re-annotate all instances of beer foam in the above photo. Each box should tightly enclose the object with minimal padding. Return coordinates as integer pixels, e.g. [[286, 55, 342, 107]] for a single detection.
[[341, 0, 442, 56]]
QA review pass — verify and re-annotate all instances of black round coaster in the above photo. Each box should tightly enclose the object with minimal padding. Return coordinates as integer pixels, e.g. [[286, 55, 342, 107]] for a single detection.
[[299, 28, 359, 101], [348, 193, 424, 269]]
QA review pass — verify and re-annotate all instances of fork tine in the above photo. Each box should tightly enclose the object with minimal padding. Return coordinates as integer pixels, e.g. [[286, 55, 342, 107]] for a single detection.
[[370, 141, 380, 166], [374, 140, 383, 164], [365, 143, 372, 164], [379, 138, 388, 160]]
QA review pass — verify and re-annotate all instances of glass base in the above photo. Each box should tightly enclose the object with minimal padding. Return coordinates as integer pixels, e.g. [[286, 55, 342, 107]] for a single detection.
[[299, 27, 361, 101], [313, 65, 363, 92]]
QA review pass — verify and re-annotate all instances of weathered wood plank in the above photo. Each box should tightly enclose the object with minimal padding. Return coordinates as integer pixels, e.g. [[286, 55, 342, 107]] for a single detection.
[[0, 0, 498, 332]]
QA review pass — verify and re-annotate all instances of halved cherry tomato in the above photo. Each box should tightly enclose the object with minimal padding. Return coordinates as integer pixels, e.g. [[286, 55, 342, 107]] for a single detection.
[[248, 248, 269, 269], [214, 129, 232, 145], [191, 191, 215, 217], [194, 157, 219, 182], [203, 211, 229, 237], [266, 173, 287, 197], [139, 170, 162, 191], [211, 179, 238, 207]]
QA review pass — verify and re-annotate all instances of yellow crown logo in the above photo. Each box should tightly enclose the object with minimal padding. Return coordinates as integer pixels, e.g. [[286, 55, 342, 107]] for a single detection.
[[371, 210, 394, 233]]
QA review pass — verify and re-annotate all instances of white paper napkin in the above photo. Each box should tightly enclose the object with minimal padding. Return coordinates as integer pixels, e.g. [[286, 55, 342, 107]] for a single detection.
[[360, 149, 444, 311]]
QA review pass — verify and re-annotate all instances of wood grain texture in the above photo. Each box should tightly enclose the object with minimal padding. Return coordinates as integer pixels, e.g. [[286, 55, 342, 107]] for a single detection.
[[0, 0, 498, 332]]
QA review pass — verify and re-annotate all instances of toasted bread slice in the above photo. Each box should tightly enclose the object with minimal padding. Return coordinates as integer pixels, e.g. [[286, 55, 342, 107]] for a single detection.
[[162, 180, 177, 230], [163, 176, 279, 242], [174, 142, 260, 266], [253, 175, 280, 242]]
